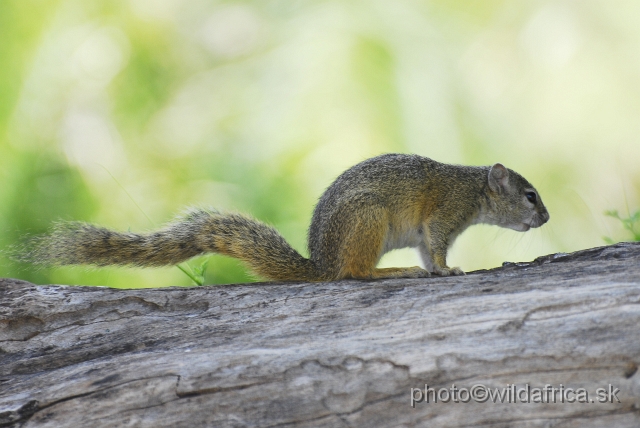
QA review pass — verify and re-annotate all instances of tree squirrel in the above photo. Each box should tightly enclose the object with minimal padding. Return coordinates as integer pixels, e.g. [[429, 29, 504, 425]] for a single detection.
[[24, 154, 549, 281]]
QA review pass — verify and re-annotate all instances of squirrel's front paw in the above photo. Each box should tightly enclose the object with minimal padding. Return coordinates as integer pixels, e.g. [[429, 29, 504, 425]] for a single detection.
[[434, 266, 465, 276], [450, 266, 465, 276]]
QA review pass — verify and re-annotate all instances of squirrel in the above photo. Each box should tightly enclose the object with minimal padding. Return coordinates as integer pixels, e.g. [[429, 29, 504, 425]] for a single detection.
[[23, 154, 549, 281]]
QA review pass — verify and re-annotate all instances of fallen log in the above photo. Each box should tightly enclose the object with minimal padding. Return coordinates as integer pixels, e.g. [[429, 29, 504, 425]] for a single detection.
[[1, 242, 640, 427]]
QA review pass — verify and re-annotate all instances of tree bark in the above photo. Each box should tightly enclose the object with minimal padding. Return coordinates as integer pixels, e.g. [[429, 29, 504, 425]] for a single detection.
[[1, 242, 640, 427]]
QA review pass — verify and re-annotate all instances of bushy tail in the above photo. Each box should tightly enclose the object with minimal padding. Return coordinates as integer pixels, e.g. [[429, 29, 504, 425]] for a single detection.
[[20, 209, 321, 282]]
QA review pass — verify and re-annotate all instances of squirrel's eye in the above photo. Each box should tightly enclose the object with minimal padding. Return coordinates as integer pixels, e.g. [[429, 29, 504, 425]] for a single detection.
[[525, 191, 537, 204]]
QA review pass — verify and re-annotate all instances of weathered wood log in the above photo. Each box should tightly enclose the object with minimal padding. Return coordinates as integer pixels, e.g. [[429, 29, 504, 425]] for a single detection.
[[1, 242, 640, 427]]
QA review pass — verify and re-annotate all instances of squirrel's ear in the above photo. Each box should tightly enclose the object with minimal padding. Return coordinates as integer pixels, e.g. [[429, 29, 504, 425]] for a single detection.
[[488, 163, 509, 193]]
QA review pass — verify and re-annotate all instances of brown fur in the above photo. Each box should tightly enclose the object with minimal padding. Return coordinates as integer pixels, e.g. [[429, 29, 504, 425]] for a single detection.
[[21, 154, 549, 281]]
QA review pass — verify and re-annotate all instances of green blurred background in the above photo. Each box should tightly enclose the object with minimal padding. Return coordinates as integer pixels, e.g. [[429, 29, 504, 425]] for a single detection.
[[1, 0, 639, 288]]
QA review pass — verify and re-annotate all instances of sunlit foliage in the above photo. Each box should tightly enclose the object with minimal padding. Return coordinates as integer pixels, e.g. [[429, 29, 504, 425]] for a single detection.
[[1, 0, 639, 287]]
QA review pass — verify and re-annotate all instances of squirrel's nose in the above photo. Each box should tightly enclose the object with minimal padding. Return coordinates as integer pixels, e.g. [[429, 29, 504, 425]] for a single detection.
[[541, 211, 550, 223]]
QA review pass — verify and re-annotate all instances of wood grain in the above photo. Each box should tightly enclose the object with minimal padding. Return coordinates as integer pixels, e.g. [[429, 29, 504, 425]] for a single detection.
[[1, 242, 640, 427]]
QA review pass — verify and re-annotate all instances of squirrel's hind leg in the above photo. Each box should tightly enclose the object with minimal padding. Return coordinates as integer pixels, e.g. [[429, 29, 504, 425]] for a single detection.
[[370, 266, 431, 279], [334, 204, 429, 280]]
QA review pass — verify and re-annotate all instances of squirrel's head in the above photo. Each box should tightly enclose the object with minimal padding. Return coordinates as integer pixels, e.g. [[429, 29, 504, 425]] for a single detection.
[[482, 163, 549, 232]]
